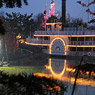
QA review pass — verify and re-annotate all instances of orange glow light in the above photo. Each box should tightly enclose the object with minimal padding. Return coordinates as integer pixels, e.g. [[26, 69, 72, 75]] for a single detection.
[[25, 42, 49, 46], [67, 45, 95, 47], [45, 58, 66, 77], [34, 73, 95, 87], [16, 33, 21, 39], [34, 35, 95, 37]]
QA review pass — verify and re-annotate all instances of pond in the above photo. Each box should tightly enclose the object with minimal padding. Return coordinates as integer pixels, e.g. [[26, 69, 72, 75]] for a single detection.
[[1, 56, 95, 95], [39, 58, 95, 95]]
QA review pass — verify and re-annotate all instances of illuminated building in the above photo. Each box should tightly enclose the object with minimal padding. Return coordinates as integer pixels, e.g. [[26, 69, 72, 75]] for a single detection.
[[26, 0, 95, 56]]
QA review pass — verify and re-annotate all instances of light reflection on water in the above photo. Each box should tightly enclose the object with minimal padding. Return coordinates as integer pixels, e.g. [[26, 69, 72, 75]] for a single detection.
[[48, 58, 95, 95], [45, 58, 66, 77], [35, 58, 95, 95]]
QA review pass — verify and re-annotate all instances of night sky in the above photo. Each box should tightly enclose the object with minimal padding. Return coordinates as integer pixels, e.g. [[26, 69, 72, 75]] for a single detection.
[[0, 0, 94, 22]]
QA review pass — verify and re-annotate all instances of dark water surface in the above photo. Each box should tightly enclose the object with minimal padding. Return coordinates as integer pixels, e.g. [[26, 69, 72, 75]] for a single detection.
[[42, 57, 95, 95]]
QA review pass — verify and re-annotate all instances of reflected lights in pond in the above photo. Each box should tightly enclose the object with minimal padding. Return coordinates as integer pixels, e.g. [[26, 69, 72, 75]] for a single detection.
[[45, 58, 66, 77], [35, 58, 95, 87]]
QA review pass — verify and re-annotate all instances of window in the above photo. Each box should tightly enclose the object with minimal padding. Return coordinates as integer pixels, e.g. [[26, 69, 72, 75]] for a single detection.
[[70, 47, 76, 51], [77, 47, 83, 51], [78, 37, 84, 41], [44, 37, 50, 40], [71, 37, 77, 41]]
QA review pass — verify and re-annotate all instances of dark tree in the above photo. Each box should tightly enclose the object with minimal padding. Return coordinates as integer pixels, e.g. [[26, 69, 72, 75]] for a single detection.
[[0, 72, 67, 95], [0, 0, 28, 35], [34, 13, 44, 30], [0, 18, 5, 35], [5, 12, 34, 38], [0, 0, 28, 8]]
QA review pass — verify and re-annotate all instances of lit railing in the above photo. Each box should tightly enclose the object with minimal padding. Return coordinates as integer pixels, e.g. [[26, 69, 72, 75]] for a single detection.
[[34, 29, 95, 36], [34, 31, 59, 35], [69, 41, 95, 45]]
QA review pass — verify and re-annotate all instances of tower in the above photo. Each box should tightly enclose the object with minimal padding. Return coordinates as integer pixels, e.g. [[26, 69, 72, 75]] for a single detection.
[[62, 0, 66, 30]]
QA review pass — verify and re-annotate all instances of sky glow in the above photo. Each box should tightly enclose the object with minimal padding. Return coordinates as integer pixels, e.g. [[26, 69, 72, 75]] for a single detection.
[[0, 0, 94, 22]]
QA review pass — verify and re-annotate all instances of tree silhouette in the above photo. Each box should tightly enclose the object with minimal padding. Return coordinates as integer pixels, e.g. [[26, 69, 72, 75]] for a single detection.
[[0, 18, 6, 35], [0, 0, 28, 35], [0, 71, 67, 95], [5, 12, 34, 37], [0, 0, 28, 8]]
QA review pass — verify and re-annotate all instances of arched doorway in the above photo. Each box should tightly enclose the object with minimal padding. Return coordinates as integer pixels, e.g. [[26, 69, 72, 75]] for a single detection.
[[50, 38, 66, 55]]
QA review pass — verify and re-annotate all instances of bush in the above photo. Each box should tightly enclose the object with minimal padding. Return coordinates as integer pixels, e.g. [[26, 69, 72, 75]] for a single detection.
[[0, 71, 67, 95]]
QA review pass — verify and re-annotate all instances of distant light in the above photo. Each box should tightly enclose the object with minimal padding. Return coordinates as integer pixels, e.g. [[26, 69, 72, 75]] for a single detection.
[[16, 33, 21, 39]]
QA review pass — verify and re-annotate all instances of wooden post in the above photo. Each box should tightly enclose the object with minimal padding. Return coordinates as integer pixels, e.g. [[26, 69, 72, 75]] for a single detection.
[[71, 56, 84, 95]]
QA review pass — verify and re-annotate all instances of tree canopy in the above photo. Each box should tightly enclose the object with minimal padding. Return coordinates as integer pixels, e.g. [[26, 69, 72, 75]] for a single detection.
[[0, 0, 28, 35], [0, 71, 67, 95], [0, 0, 28, 8], [5, 12, 34, 38]]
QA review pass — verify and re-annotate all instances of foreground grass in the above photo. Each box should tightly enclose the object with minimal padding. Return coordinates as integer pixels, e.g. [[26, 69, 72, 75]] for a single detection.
[[0, 67, 43, 75]]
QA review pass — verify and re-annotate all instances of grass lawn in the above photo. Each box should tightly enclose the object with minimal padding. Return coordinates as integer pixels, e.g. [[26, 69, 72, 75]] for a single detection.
[[0, 66, 43, 75]]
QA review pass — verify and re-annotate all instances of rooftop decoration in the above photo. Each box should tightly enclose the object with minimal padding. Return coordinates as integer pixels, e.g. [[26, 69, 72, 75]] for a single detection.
[[41, 0, 55, 28]]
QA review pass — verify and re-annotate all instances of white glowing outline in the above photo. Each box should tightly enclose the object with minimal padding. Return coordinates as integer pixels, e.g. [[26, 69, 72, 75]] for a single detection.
[[49, 38, 67, 55]]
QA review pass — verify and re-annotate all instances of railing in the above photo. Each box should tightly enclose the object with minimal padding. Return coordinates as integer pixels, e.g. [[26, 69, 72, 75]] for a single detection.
[[52, 50, 64, 53], [27, 38, 50, 44], [34, 29, 95, 36], [67, 51, 95, 56], [42, 49, 95, 56], [69, 41, 95, 45]]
